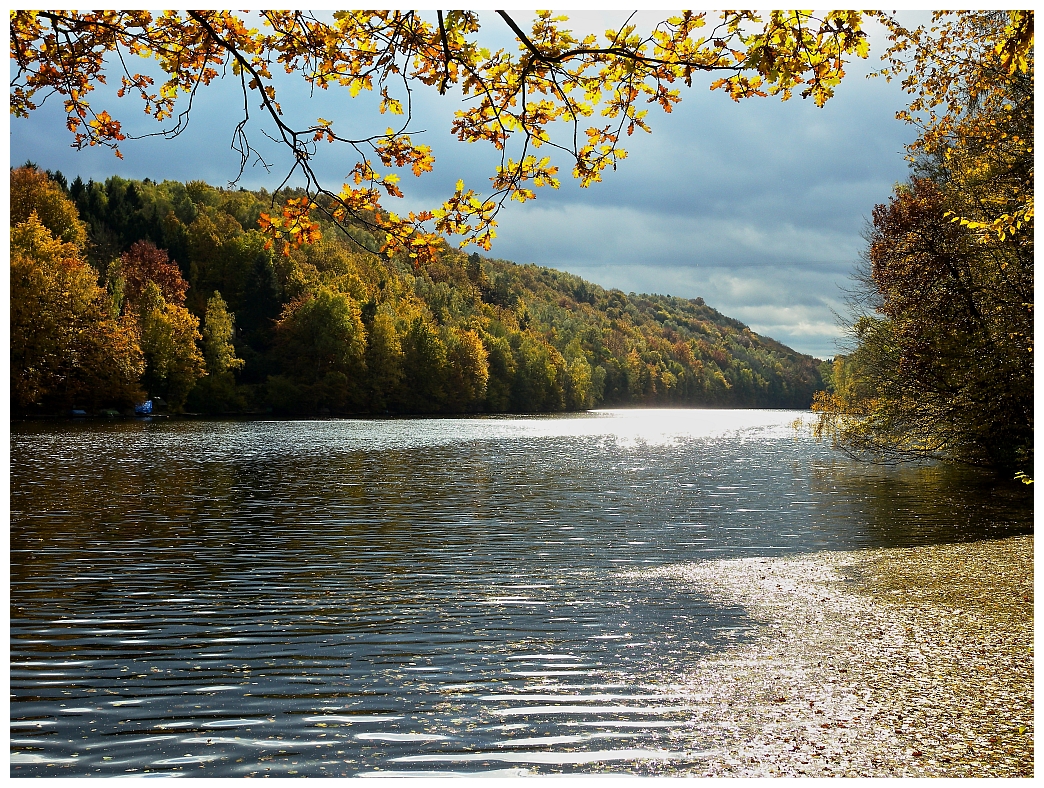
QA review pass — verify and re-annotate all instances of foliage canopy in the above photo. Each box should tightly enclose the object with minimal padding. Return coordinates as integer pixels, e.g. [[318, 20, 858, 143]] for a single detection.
[[9, 166, 825, 416], [11, 9, 875, 260]]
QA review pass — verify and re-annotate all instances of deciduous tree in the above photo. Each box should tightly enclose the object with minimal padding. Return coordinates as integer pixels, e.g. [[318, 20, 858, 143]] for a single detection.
[[11, 212, 143, 410], [10, 165, 87, 247], [871, 10, 1034, 240], [273, 287, 367, 410], [11, 10, 875, 262], [814, 10, 1033, 474], [364, 308, 404, 411], [138, 281, 206, 409], [445, 327, 489, 410], [201, 291, 245, 376], [187, 290, 245, 413], [119, 238, 190, 307]]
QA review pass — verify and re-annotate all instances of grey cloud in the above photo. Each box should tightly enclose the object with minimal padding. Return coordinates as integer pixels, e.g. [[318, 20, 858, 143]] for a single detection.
[[489, 203, 859, 272]]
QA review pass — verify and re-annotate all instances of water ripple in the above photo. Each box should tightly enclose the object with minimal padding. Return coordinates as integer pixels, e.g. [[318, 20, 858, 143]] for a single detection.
[[10, 412, 1031, 776]]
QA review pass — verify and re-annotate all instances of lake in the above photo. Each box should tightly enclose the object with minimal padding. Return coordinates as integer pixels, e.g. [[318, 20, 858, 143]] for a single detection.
[[9, 410, 1032, 776]]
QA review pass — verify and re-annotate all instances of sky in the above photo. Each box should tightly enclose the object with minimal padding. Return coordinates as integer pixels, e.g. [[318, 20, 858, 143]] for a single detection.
[[8, 10, 920, 359]]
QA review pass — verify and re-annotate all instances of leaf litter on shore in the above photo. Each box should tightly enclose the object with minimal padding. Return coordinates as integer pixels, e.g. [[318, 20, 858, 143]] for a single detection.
[[636, 534, 1033, 776]]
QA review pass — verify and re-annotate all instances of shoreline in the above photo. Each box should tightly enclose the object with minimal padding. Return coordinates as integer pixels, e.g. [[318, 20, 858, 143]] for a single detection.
[[644, 534, 1034, 776], [9, 406, 810, 422]]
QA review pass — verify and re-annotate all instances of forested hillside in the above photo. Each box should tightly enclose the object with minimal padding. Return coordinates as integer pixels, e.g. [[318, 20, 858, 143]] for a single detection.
[[11, 167, 824, 416]]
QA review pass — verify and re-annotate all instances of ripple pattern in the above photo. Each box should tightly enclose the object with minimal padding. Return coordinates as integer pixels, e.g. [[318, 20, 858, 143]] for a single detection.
[[10, 411, 1031, 776]]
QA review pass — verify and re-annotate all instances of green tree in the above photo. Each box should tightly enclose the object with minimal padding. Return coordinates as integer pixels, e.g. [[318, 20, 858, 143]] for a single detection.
[[185, 209, 244, 314], [186, 291, 246, 413], [400, 318, 449, 412], [240, 248, 282, 336], [103, 256, 126, 318], [511, 334, 565, 413], [482, 333, 516, 412], [201, 291, 245, 376], [365, 309, 404, 411], [138, 281, 206, 410], [564, 354, 594, 410], [273, 287, 367, 411]]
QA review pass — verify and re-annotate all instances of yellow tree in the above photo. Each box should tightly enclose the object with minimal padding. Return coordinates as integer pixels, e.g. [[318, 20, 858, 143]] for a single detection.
[[186, 290, 246, 413], [444, 327, 489, 409], [872, 10, 1034, 240], [11, 212, 144, 410], [201, 291, 245, 376], [11, 10, 874, 263], [138, 281, 206, 410], [10, 165, 88, 246]]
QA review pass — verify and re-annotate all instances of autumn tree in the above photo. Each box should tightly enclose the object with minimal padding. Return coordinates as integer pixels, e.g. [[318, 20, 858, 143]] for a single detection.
[[186, 291, 245, 413], [11, 10, 877, 263], [10, 166, 828, 416], [138, 281, 206, 410], [118, 239, 190, 307], [871, 10, 1034, 240], [11, 210, 143, 411], [10, 165, 88, 247], [814, 11, 1033, 474], [444, 327, 490, 410]]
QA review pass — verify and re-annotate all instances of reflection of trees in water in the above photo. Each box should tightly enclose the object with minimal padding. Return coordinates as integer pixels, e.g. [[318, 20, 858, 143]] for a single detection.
[[13, 421, 1033, 614], [806, 459, 1033, 550], [11, 425, 245, 603]]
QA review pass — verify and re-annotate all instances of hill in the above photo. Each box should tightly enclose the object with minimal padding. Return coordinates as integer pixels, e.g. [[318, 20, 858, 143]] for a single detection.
[[12, 168, 824, 415]]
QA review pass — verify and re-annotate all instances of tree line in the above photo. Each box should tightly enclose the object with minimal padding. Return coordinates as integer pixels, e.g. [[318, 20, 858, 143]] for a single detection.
[[10, 166, 824, 417]]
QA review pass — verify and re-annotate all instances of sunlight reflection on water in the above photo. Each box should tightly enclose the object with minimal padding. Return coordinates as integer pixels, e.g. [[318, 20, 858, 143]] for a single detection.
[[9, 411, 1030, 777]]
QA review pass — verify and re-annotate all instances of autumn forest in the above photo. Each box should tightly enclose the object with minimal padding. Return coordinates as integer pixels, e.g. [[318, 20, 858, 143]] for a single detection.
[[7, 11, 1035, 778], [10, 166, 825, 419]]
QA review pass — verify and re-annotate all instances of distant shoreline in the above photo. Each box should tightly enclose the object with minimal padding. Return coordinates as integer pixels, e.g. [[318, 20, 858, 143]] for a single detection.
[[10, 405, 816, 422]]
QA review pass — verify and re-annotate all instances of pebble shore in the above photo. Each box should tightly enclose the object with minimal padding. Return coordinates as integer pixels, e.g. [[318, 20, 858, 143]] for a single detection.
[[645, 534, 1034, 777]]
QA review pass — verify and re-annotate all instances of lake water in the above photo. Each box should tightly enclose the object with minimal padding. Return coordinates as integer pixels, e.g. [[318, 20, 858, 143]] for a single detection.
[[9, 410, 1032, 776]]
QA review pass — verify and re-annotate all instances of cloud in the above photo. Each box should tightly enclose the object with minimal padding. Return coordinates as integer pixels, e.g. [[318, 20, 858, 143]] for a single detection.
[[490, 202, 857, 270]]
